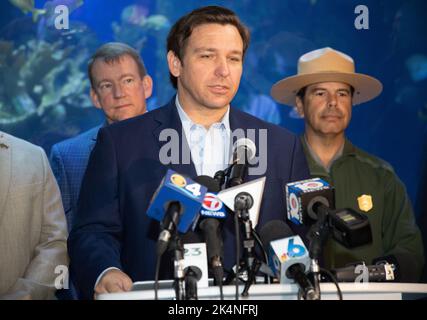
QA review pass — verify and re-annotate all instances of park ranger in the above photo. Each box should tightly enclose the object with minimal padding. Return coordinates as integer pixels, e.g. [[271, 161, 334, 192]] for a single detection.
[[271, 47, 424, 282]]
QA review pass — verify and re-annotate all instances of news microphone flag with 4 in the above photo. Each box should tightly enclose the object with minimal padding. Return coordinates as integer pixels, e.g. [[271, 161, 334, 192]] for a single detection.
[[147, 169, 207, 233]]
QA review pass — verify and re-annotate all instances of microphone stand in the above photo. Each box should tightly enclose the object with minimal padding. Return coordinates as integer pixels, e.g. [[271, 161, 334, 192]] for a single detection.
[[233, 192, 262, 297], [215, 164, 267, 297], [170, 233, 185, 300], [307, 205, 330, 300], [214, 163, 234, 188]]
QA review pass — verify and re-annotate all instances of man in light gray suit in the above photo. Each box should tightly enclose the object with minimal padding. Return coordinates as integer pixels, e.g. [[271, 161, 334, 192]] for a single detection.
[[0, 131, 68, 299]]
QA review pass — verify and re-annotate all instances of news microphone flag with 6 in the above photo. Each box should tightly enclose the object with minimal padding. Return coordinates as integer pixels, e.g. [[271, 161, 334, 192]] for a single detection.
[[268, 235, 311, 284]]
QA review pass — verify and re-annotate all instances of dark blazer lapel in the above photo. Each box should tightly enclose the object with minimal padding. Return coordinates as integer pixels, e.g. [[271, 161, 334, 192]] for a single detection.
[[0, 132, 12, 224], [229, 108, 260, 183], [229, 107, 244, 133], [152, 97, 197, 178], [229, 107, 252, 148]]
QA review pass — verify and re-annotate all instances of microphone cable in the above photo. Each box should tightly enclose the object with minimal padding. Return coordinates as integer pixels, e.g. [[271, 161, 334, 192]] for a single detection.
[[234, 209, 240, 300], [218, 275, 224, 300], [154, 254, 161, 300], [318, 268, 343, 300], [154, 208, 179, 300], [252, 229, 271, 284]]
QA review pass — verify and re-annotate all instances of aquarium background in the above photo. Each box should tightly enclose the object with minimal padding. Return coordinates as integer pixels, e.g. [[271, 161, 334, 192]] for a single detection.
[[1, 0, 427, 221]]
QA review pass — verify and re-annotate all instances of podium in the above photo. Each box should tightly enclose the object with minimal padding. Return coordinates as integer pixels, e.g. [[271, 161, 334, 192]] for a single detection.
[[97, 281, 427, 300]]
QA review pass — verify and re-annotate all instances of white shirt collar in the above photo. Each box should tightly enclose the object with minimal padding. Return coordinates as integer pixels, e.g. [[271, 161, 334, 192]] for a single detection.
[[175, 94, 230, 131]]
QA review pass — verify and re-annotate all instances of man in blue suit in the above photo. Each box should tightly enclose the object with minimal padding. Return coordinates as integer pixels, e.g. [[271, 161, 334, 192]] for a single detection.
[[68, 6, 310, 299], [50, 43, 153, 299], [50, 42, 153, 230]]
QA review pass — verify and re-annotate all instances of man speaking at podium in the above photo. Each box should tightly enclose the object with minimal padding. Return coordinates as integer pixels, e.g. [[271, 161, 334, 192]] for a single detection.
[[68, 6, 309, 299], [271, 47, 424, 282]]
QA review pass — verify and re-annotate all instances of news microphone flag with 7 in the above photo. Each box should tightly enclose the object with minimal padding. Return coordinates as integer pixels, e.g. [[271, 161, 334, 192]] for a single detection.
[[191, 191, 227, 231]]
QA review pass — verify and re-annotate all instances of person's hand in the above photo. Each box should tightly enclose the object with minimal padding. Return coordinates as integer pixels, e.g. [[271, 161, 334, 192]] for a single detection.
[[94, 269, 133, 298]]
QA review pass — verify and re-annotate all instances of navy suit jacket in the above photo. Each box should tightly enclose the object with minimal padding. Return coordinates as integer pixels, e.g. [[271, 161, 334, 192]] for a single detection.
[[68, 98, 310, 299], [50, 125, 102, 230]]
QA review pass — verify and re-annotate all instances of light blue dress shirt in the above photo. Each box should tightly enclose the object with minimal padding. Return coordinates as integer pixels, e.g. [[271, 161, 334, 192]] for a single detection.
[[175, 95, 231, 177]]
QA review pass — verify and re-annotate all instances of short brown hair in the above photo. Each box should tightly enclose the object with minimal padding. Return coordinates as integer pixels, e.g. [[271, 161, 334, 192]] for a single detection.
[[166, 5, 250, 88], [88, 42, 147, 88]]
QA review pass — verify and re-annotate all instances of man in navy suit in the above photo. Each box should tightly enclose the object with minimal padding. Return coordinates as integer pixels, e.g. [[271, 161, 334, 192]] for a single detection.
[[50, 42, 153, 230], [68, 6, 310, 299]]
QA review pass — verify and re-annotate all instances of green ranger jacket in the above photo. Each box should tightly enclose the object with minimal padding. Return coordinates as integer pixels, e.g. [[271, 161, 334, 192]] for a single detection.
[[301, 137, 424, 282]]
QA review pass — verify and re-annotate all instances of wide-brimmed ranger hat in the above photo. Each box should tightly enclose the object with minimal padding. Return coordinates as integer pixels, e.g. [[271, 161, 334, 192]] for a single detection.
[[270, 47, 383, 106]]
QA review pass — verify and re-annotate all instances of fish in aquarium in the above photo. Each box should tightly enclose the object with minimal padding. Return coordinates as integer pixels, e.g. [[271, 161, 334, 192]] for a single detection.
[[8, 0, 46, 22], [40, 0, 84, 27], [0, 39, 92, 125], [144, 15, 171, 31], [120, 4, 170, 30], [112, 5, 170, 52], [120, 4, 150, 26], [9, 0, 84, 24]]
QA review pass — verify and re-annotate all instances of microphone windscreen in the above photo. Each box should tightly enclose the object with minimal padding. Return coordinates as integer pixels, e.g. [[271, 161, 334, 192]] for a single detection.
[[185, 266, 203, 281], [259, 219, 294, 251], [194, 175, 221, 193]]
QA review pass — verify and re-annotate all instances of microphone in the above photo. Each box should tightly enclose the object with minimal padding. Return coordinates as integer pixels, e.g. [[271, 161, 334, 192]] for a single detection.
[[193, 176, 227, 221], [285, 178, 372, 248], [146, 169, 207, 256], [184, 266, 203, 300], [261, 220, 317, 300], [330, 262, 396, 283], [372, 254, 416, 282], [217, 176, 266, 228], [213, 168, 228, 188], [285, 178, 335, 225], [227, 138, 256, 187], [157, 201, 182, 255], [192, 176, 227, 285], [181, 231, 209, 291], [259, 220, 292, 252]]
